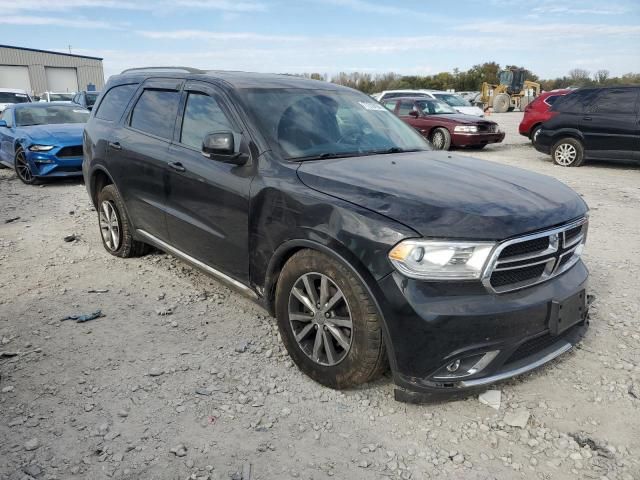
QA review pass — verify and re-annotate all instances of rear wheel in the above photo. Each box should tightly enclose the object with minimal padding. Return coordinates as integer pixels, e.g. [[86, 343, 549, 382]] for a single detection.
[[492, 93, 510, 113], [275, 249, 387, 389], [430, 127, 451, 150], [14, 147, 36, 185], [97, 184, 150, 257], [551, 137, 585, 167], [530, 124, 542, 143]]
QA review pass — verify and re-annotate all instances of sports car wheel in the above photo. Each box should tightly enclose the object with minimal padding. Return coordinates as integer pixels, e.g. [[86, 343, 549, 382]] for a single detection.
[[14, 147, 36, 185]]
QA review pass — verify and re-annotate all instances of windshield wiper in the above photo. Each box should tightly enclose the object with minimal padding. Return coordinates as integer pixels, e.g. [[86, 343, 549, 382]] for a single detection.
[[291, 151, 365, 162], [368, 147, 421, 155]]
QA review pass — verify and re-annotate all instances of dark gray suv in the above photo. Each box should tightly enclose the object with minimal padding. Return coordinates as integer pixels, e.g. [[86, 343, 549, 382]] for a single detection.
[[83, 67, 591, 401]]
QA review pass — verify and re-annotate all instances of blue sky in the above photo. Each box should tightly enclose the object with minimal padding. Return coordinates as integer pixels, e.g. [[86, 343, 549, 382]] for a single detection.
[[3, 0, 640, 81]]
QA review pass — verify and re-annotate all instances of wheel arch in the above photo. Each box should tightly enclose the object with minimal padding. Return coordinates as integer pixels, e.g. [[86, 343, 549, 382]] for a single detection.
[[550, 128, 585, 145], [263, 238, 398, 373], [89, 166, 115, 208]]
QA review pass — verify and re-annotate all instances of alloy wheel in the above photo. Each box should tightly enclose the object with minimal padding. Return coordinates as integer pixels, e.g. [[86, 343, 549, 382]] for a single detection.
[[15, 151, 33, 183], [432, 131, 445, 149], [554, 143, 577, 166], [288, 272, 353, 366], [99, 200, 121, 251]]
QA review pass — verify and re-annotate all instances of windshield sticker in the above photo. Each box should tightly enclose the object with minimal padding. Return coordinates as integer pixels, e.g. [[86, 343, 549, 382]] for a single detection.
[[358, 101, 387, 111]]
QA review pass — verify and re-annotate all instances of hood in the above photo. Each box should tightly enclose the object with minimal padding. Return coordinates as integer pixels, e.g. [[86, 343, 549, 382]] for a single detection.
[[22, 123, 85, 144], [422, 113, 494, 125], [453, 106, 485, 117], [297, 151, 587, 240]]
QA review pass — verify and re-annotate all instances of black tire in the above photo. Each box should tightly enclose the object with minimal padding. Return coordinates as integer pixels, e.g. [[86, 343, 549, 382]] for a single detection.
[[493, 93, 510, 113], [530, 124, 542, 143], [467, 144, 487, 150], [275, 249, 387, 389], [430, 127, 451, 150], [14, 147, 37, 185], [551, 137, 585, 167], [97, 184, 149, 257]]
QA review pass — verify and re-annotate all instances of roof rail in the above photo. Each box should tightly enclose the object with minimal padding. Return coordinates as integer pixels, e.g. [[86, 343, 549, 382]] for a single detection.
[[120, 66, 205, 74]]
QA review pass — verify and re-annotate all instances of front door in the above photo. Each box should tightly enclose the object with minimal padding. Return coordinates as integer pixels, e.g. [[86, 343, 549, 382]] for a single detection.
[[165, 81, 252, 283], [581, 87, 639, 160]]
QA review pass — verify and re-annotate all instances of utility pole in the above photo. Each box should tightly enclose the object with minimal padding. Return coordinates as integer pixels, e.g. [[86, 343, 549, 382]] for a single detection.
[[68, 45, 72, 54]]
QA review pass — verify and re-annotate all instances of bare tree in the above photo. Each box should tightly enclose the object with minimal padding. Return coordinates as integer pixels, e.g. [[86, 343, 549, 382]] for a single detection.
[[568, 68, 591, 85], [594, 69, 610, 83]]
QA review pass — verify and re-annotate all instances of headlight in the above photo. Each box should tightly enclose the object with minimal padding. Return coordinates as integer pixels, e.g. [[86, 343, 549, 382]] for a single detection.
[[454, 125, 478, 133], [388, 240, 495, 280], [29, 145, 55, 152]]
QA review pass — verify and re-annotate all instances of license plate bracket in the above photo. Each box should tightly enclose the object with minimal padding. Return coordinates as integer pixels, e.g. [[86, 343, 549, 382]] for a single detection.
[[548, 290, 586, 336]]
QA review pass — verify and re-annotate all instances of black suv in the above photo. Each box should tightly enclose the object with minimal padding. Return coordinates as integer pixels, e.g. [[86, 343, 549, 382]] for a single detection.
[[535, 86, 639, 167], [83, 67, 591, 401]]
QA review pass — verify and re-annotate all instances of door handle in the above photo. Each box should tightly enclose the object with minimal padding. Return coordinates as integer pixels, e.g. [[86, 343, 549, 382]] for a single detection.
[[108, 141, 122, 150], [582, 116, 592, 121], [167, 161, 186, 172]]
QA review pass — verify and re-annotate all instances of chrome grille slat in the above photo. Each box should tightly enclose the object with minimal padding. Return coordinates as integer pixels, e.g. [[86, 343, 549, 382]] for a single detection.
[[482, 218, 588, 294]]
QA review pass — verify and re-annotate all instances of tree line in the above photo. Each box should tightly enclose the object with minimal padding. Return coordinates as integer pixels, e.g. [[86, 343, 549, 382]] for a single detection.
[[300, 62, 640, 93]]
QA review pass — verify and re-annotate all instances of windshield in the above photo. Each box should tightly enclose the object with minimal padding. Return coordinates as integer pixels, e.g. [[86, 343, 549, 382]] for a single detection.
[[433, 93, 471, 107], [86, 93, 99, 106], [15, 105, 90, 126], [0, 92, 30, 104], [50, 93, 74, 102], [416, 99, 458, 115], [238, 88, 430, 159]]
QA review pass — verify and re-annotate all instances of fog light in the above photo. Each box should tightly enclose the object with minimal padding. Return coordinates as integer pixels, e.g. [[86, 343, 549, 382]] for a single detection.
[[433, 350, 501, 380], [446, 360, 461, 372]]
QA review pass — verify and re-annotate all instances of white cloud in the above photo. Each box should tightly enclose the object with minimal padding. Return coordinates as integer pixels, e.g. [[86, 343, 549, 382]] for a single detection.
[[4, 0, 267, 13], [0, 15, 116, 29], [456, 22, 640, 37], [138, 30, 305, 42]]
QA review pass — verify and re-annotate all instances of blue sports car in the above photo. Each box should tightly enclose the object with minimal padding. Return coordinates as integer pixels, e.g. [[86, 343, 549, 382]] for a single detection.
[[0, 103, 89, 184]]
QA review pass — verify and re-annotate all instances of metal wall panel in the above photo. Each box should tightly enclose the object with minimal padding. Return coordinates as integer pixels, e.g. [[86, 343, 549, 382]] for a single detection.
[[0, 46, 104, 95]]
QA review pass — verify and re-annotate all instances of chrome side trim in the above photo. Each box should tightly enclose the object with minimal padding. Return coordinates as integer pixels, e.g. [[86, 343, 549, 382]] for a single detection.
[[458, 341, 572, 388], [136, 229, 258, 298]]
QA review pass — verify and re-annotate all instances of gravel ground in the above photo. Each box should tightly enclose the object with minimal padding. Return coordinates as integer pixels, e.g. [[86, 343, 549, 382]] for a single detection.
[[1, 112, 639, 480]]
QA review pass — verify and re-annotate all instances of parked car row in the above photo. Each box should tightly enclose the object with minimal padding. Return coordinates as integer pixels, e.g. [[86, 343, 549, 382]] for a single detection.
[[372, 89, 485, 117], [519, 85, 640, 167], [0, 88, 101, 111]]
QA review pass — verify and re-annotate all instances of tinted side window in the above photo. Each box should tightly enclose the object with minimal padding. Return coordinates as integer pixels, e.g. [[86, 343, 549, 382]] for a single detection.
[[130, 89, 181, 139], [95, 84, 138, 122], [180, 92, 232, 149], [1, 108, 13, 127], [545, 95, 562, 106], [552, 90, 594, 114], [587, 89, 638, 114], [398, 101, 415, 116]]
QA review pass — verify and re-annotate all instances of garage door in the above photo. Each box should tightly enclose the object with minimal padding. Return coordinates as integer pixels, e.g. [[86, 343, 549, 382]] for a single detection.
[[45, 67, 78, 93], [0, 66, 32, 92]]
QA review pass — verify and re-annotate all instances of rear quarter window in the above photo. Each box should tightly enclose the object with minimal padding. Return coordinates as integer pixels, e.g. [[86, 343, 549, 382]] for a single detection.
[[551, 90, 594, 114], [95, 84, 138, 122]]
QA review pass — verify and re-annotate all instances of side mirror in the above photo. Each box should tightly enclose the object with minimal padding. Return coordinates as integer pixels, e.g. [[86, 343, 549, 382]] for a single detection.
[[202, 132, 248, 165], [0, 120, 7, 128], [408, 110, 419, 118]]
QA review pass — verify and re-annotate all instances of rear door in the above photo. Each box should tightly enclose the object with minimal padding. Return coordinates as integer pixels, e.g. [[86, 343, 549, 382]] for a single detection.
[[164, 80, 252, 282], [581, 87, 639, 160], [112, 79, 183, 242]]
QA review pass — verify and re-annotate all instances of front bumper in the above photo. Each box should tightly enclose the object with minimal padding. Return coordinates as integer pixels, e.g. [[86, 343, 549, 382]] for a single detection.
[[27, 150, 83, 178], [452, 131, 505, 147], [376, 261, 590, 401]]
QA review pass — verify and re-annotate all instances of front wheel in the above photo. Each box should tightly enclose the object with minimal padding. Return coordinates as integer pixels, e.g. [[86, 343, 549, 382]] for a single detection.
[[430, 127, 451, 150], [275, 249, 387, 389], [551, 137, 584, 167], [14, 147, 36, 185]]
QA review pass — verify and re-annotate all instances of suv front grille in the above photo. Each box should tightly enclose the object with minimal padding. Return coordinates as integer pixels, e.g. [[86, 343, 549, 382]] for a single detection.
[[483, 218, 588, 293], [57, 145, 83, 158]]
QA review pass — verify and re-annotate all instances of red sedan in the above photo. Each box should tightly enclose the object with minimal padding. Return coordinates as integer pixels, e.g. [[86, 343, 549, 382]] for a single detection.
[[519, 89, 572, 141], [383, 97, 504, 150]]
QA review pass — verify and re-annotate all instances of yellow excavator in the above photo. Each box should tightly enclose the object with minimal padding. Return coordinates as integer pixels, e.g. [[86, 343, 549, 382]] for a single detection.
[[481, 67, 541, 113]]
